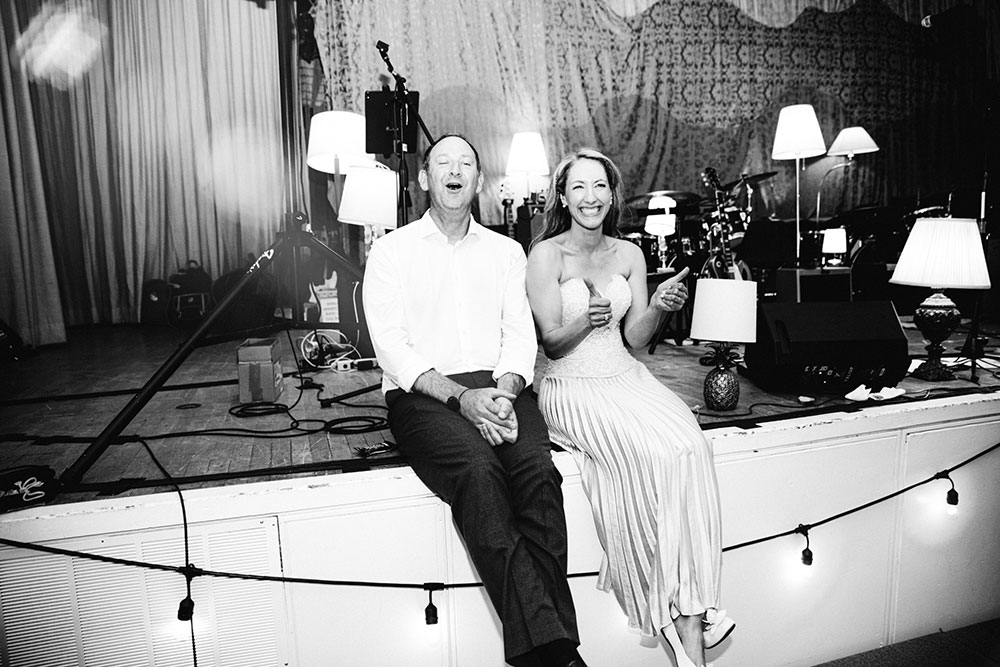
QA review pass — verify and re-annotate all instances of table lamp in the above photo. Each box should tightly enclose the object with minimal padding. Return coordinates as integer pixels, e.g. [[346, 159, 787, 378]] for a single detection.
[[643, 195, 677, 273], [816, 126, 879, 224], [771, 104, 827, 266], [821, 227, 848, 267], [505, 131, 550, 206], [889, 217, 991, 381], [338, 163, 399, 257], [306, 110, 374, 175], [689, 278, 758, 410], [307, 110, 377, 224]]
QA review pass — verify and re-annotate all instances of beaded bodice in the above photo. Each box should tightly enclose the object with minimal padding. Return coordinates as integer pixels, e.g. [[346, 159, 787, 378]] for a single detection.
[[542, 274, 637, 378]]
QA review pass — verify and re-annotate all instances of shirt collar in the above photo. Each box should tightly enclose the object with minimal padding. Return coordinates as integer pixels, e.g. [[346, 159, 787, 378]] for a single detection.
[[415, 210, 483, 243]]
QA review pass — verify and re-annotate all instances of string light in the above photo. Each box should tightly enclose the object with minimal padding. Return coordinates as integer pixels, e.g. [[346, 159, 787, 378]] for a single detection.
[[795, 524, 813, 566], [0, 440, 996, 636], [935, 471, 960, 515], [177, 563, 200, 622], [177, 595, 195, 622], [424, 583, 443, 625]]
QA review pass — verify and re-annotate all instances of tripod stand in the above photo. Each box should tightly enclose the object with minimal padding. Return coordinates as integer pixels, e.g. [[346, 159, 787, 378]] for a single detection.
[[61, 220, 370, 487]]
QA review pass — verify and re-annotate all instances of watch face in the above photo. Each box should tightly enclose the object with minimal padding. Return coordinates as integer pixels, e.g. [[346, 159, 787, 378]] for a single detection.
[[447, 395, 461, 412]]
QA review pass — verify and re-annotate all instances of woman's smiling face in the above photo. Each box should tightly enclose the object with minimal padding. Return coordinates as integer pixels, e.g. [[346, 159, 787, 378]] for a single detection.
[[560, 158, 611, 231]]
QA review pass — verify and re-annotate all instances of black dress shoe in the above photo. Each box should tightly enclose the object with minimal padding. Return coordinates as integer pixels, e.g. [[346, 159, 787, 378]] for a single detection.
[[562, 658, 589, 667]]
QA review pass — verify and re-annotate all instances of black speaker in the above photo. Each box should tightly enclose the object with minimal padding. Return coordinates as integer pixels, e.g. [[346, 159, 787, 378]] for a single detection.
[[742, 301, 910, 393], [776, 267, 852, 302]]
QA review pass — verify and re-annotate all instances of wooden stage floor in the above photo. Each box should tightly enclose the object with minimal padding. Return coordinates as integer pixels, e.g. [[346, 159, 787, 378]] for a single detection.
[[2, 314, 998, 508]]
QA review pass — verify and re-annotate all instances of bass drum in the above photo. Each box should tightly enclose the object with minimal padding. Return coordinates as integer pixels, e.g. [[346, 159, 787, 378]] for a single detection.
[[623, 232, 662, 273]]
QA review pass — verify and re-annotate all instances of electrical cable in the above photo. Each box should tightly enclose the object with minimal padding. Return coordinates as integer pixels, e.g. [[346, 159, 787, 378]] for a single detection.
[[139, 439, 197, 666], [3, 439, 996, 615]]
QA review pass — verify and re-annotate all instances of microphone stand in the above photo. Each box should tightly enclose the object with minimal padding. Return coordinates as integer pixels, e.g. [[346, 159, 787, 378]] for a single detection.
[[375, 43, 434, 228]]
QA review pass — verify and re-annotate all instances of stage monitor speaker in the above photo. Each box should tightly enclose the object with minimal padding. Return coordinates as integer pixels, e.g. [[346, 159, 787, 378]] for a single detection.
[[742, 301, 909, 393], [776, 267, 853, 302]]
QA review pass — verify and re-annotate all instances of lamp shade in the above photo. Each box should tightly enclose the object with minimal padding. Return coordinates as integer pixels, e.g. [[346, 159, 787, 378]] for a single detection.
[[771, 104, 826, 160], [890, 218, 990, 289], [827, 126, 879, 158], [643, 195, 676, 237], [689, 279, 758, 343], [306, 111, 374, 174], [822, 227, 848, 254], [505, 131, 549, 176], [338, 164, 398, 229]]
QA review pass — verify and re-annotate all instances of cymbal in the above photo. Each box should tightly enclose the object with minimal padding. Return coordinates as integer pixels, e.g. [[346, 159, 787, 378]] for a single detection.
[[721, 171, 777, 191], [624, 190, 703, 210]]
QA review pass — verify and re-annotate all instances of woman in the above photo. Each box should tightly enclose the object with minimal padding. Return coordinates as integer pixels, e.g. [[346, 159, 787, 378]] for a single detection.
[[525, 148, 734, 667]]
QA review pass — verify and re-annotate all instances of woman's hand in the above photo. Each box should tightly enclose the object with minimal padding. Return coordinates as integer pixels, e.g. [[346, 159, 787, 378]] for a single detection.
[[651, 267, 690, 312], [583, 277, 613, 327]]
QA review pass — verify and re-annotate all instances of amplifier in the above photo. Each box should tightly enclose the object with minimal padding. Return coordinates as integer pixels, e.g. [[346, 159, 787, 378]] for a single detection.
[[742, 301, 910, 393]]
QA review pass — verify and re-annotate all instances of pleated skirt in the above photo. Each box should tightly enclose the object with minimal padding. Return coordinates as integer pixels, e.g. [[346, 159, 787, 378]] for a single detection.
[[538, 361, 722, 637]]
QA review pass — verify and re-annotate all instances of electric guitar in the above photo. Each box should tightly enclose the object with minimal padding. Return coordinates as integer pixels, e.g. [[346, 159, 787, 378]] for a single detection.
[[700, 167, 751, 280]]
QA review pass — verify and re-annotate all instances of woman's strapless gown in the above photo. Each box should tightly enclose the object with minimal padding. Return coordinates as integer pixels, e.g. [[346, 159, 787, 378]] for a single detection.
[[537, 274, 722, 638]]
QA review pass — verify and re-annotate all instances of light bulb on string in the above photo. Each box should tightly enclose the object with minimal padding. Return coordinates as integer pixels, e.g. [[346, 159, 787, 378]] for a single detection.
[[796, 524, 813, 566], [935, 470, 960, 516], [424, 583, 443, 625]]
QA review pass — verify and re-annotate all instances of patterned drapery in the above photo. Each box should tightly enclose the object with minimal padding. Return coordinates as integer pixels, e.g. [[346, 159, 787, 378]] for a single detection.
[[314, 0, 990, 230]]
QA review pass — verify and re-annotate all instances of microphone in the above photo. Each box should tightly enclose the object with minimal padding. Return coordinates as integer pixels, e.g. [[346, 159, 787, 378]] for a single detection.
[[921, 5, 971, 29], [376, 40, 389, 52]]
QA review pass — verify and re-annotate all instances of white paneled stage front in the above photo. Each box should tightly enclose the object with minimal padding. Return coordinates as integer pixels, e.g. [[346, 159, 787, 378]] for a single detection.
[[2, 388, 998, 666]]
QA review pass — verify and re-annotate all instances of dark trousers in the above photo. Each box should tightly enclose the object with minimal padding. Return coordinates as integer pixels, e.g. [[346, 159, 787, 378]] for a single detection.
[[386, 371, 578, 664]]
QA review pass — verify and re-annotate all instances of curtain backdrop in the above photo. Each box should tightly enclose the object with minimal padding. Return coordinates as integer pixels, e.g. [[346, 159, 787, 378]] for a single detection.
[[2, 0, 285, 346], [2, 0, 995, 347], [314, 0, 994, 230], [1, 1, 66, 347]]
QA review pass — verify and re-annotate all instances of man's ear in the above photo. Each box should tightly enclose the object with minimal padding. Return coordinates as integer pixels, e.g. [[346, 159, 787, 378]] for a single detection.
[[418, 169, 429, 192], [475, 172, 484, 194]]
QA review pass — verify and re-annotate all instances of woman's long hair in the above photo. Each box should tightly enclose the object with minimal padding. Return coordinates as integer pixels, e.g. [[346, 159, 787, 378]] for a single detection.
[[532, 148, 626, 248]]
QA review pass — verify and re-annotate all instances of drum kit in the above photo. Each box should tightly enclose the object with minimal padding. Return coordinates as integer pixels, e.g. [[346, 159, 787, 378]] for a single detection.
[[621, 170, 777, 279]]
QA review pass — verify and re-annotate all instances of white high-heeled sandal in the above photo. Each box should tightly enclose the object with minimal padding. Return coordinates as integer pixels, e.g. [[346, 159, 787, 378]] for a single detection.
[[661, 622, 702, 667], [703, 608, 736, 649]]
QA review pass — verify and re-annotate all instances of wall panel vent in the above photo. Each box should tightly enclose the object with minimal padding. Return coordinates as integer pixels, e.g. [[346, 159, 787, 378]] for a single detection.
[[0, 517, 287, 667]]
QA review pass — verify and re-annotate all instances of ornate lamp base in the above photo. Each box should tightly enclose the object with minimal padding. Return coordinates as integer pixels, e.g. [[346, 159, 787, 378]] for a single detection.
[[704, 365, 740, 411], [912, 290, 961, 382]]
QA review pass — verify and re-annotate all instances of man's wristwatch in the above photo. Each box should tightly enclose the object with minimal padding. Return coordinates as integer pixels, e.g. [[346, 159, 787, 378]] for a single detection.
[[447, 388, 469, 412]]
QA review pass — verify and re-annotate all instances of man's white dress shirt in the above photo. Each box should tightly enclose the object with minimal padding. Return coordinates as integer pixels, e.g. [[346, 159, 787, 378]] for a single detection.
[[362, 211, 538, 394]]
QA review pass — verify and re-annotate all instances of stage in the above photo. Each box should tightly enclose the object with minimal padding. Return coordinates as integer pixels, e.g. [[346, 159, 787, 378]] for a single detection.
[[1, 316, 999, 666]]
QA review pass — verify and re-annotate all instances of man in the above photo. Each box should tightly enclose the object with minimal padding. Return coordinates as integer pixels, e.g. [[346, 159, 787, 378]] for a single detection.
[[363, 134, 585, 667]]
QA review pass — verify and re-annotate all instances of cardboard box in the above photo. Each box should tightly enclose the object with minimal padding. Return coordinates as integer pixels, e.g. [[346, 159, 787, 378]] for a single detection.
[[237, 337, 281, 363], [237, 338, 283, 403]]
